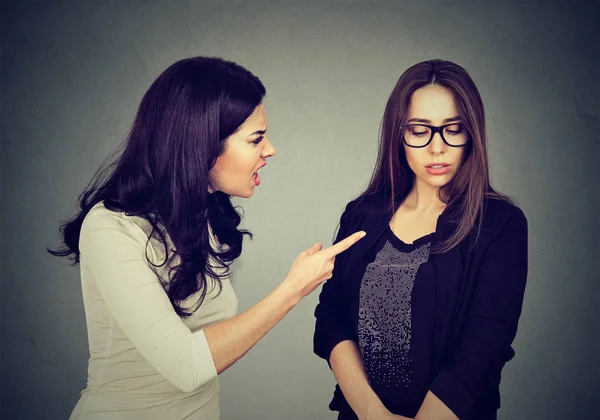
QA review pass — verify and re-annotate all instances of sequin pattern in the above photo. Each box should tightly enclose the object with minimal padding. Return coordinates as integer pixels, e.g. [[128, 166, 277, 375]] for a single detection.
[[358, 239, 431, 389]]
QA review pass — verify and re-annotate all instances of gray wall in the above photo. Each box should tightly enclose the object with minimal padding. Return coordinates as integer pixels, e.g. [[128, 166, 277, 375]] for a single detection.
[[1, 1, 599, 419]]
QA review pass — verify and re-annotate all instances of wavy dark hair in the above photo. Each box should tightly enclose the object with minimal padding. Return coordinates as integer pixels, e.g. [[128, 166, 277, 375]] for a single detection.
[[49, 56, 265, 316], [360, 59, 513, 253]]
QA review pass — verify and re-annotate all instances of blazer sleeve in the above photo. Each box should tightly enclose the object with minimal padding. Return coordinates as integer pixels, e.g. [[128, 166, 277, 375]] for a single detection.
[[429, 207, 529, 419], [79, 207, 218, 393], [313, 200, 359, 364]]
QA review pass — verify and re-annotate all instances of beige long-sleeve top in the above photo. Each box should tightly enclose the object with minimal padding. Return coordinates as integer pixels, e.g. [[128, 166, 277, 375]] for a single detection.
[[70, 202, 237, 420]]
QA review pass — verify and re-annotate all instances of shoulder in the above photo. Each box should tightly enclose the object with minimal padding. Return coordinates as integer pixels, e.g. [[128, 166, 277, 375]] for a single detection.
[[482, 197, 527, 226], [81, 201, 150, 246], [480, 197, 528, 240], [340, 191, 389, 222]]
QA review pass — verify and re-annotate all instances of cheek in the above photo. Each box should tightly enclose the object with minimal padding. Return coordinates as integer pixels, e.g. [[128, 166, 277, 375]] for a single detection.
[[209, 152, 238, 186], [214, 148, 257, 182], [404, 147, 421, 168], [232, 149, 258, 175], [454, 148, 467, 166]]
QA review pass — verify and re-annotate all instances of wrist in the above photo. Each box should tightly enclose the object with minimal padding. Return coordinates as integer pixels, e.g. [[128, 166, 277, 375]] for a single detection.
[[358, 395, 387, 419], [273, 281, 302, 310]]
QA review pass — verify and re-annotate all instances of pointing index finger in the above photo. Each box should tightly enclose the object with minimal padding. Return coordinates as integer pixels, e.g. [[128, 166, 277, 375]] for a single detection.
[[322, 231, 366, 259]]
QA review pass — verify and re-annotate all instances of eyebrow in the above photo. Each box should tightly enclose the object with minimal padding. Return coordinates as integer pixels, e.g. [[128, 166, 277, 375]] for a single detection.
[[407, 116, 462, 124], [250, 129, 267, 136]]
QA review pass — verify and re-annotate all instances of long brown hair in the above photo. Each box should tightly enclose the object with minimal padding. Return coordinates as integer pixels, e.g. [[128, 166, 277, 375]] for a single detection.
[[360, 59, 513, 253]]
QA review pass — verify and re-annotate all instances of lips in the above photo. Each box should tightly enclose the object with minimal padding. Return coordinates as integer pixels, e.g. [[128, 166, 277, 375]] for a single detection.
[[253, 162, 266, 177], [252, 167, 263, 179], [252, 163, 266, 186], [425, 163, 450, 169], [425, 163, 451, 176]]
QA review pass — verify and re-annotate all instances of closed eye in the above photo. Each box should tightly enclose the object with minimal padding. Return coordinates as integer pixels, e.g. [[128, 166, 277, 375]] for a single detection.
[[409, 128, 429, 136], [444, 124, 464, 135], [251, 136, 264, 145]]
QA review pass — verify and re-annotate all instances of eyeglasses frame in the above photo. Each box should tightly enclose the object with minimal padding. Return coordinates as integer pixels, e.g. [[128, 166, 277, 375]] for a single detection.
[[400, 123, 470, 148]]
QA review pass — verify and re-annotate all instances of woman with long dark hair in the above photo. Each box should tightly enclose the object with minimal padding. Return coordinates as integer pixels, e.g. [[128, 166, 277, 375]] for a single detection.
[[314, 59, 528, 420], [49, 56, 365, 419]]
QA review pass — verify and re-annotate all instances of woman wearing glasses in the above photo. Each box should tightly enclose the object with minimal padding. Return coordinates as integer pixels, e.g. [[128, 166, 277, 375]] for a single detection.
[[314, 59, 528, 420]]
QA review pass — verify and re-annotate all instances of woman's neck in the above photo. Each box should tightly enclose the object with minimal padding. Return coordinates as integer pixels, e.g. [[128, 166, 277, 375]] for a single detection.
[[403, 179, 446, 215]]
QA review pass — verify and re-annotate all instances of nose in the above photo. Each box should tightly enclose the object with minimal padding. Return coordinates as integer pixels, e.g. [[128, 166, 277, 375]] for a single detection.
[[428, 131, 446, 155], [262, 137, 276, 158]]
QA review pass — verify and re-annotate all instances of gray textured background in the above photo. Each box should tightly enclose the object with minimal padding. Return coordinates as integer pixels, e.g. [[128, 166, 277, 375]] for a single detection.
[[1, 1, 599, 419]]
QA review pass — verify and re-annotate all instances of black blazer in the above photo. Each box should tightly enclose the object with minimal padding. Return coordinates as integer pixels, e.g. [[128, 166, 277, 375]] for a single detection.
[[313, 192, 528, 419]]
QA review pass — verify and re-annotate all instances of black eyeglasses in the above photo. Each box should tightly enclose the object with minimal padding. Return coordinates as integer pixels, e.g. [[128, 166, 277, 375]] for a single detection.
[[400, 123, 469, 148]]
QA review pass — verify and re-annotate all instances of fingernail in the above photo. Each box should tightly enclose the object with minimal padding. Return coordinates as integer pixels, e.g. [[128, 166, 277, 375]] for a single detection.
[[359, 231, 366, 238]]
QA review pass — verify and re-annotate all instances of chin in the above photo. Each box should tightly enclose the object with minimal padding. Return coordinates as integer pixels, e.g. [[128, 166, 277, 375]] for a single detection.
[[428, 181, 450, 189], [233, 189, 254, 199], [420, 174, 455, 189]]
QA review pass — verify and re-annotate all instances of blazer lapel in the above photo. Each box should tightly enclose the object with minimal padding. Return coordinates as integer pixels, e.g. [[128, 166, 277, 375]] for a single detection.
[[343, 211, 390, 274]]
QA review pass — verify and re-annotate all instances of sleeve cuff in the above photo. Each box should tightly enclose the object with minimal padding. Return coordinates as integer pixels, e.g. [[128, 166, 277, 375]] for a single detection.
[[190, 330, 219, 391], [313, 325, 355, 367], [429, 370, 476, 419]]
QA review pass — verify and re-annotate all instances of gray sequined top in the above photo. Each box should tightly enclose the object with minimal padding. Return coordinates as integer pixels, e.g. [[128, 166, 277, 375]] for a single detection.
[[356, 226, 435, 413]]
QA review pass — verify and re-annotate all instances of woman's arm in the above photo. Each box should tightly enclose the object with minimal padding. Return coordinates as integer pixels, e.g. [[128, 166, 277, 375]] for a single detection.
[[204, 237, 363, 374], [330, 340, 411, 420], [419, 207, 529, 419], [80, 208, 364, 392], [414, 391, 458, 420]]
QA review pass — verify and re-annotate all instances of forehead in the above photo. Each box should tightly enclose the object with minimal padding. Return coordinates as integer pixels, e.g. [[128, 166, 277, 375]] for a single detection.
[[408, 85, 458, 121]]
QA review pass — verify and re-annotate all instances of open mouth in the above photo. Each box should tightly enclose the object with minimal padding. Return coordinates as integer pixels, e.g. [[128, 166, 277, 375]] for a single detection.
[[252, 167, 263, 186]]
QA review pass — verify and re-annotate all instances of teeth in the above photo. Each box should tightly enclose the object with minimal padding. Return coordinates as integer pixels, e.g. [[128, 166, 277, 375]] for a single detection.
[[430, 165, 445, 169]]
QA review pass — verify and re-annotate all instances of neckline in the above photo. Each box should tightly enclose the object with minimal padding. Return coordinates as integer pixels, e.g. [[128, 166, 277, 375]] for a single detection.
[[386, 225, 435, 252]]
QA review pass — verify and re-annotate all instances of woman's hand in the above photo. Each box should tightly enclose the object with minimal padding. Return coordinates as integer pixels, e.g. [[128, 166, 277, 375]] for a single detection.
[[281, 230, 366, 300]]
